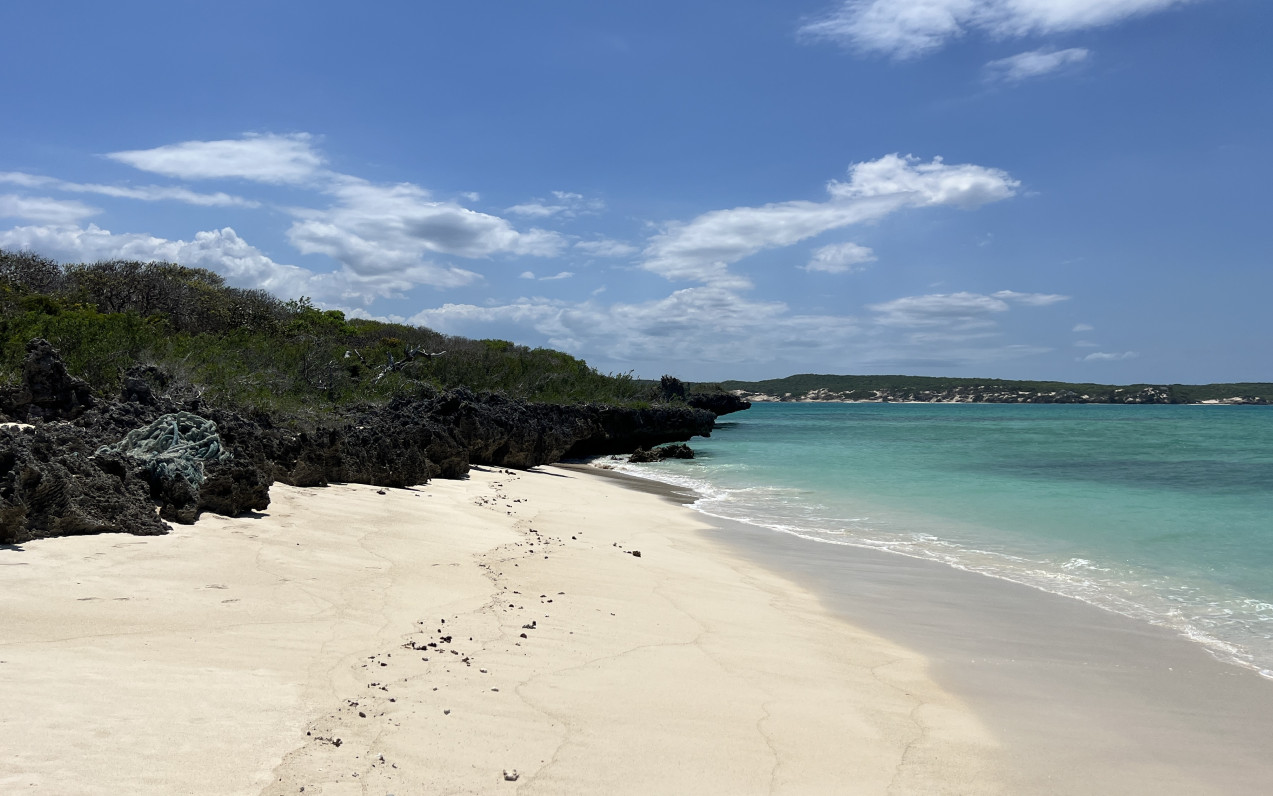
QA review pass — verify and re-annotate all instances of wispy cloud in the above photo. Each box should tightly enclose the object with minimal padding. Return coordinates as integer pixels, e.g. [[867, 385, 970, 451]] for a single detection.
[[414, 284, 1065, 376], [0, 194, 99, 225], [0, 171, 259, 208], [642, 154, 1018, 287], [1082, 350, 1139, 361], [869, 290, 1068, 329], [506, 190, 605, 219], [800, 0, 1200, 59], [519, 270, 574, 281], [573, 238, 638, 258], [108, 132, 326, 184], [1072, 322, 1095, 332], [984, 47, 1090, 83]]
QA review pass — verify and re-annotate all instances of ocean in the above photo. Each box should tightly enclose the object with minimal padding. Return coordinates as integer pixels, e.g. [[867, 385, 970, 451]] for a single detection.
[[610, 402, 1273, 677]]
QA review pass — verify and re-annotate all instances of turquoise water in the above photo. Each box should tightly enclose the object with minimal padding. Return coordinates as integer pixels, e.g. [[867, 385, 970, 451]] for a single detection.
[[612, 403, 1273, 676]]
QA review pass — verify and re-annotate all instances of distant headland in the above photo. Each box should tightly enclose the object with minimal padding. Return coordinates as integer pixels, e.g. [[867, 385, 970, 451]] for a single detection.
[[721, 374, 1272, 405]]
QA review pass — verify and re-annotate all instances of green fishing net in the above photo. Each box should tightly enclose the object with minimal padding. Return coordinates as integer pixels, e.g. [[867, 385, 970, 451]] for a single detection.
[[98, 411, 231, 487]]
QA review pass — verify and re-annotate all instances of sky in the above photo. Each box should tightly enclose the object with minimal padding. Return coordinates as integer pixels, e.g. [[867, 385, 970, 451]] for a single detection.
[[0, 0, 1268, 384]]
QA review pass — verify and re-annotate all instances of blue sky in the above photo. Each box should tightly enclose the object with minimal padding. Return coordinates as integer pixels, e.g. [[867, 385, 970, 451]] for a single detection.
[[1, 0, 1268, 383]]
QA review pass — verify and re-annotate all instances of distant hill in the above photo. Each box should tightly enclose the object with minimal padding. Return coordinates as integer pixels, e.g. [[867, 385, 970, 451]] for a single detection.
[[719, 374, 1272, 405]]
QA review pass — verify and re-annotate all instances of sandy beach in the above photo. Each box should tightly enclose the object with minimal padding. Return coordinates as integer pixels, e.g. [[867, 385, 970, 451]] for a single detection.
[[0, 466, 1000, 795]]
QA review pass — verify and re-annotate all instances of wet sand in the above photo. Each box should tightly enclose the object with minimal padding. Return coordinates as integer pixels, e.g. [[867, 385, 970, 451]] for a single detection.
[[629, 475, 1273, 794]]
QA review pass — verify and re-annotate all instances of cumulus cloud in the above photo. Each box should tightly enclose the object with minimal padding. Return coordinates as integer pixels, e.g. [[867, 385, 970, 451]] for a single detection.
[[283, 177, 559, 288], [108, 133, 325, 183], [803, 241, 877, 273], [1082, 350, 1139, 361], [0, 194, 99, 225], [984, 47, 1090, 82], [800, 0, 1199, 59], [0, 171, 258, 208], [870, 290, 1068, 328], [643, 154, 1017, 286], [3, 133, 571, 300]]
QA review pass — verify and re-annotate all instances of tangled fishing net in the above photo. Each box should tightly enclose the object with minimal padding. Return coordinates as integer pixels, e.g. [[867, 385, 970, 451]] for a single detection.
[[97, 412, 231, 487]]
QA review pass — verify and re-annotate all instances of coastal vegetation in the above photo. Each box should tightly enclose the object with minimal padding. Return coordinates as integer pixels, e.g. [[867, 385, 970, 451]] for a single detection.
[[0, 250, 658, 416]]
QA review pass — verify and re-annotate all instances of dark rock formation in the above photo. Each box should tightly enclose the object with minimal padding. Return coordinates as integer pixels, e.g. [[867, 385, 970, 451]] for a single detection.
[[0, 339, 734, 542], [0, 339, 95, 421], [119, 365, 169, 406], [629, 443, 695, 463], [687, 392, 751, 416], [562, 404, 715, 458], [0, 423, 166, 544]]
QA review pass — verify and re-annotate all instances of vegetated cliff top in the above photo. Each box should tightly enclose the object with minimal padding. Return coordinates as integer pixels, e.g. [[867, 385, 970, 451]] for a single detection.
[[721, 374, 1273, 405], [0, 249, 722, 418]]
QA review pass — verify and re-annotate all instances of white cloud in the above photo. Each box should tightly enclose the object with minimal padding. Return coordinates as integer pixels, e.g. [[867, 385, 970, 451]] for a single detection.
[[870, 290, 1068, 328], [0, 171, 259, 208], [1074, 340, 1100, 347], [1072, 322, 1094, 332], [643, 154, 1017, 286], [1082, 350, 1139, 361], [0, 223, 450, 305], [800, 0, 1199, 59], [0, 223, 314, 296], [3, 133, 571, 300], [828, 154, 1019, 208], [990, 289, 1069, 306], [0, 194, 99, 224], [984, 47, 1090, 83], [506, 191, 605, 219], [108, 133, 325, 183], [518, 270, 574, 281], [573, 238, 639, 258], [506, 203, 562, 218], [413, 282, 1065, 375], [803, 241, 877, 273], [284, 176, 560, 287]]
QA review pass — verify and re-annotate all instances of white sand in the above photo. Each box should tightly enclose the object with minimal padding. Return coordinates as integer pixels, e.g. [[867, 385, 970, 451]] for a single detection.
[[0, 466, 1000, 794]]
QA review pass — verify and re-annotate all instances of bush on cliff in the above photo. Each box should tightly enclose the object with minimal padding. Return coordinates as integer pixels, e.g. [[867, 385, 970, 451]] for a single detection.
[[0, 250, 649, 414]]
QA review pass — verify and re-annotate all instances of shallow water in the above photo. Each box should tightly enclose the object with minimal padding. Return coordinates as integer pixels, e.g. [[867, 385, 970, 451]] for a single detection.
[[613, 402, 1273, 676]]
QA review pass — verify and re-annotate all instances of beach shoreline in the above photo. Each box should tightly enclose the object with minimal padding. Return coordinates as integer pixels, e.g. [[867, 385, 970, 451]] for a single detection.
[[5, 462, 1273, 793], [588, 459, 1273, 793], [0, 465, 1000, 795]]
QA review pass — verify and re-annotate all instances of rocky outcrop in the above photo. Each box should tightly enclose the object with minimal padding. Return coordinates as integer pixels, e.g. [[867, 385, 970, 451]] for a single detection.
[[0, 342, 730, 542], [628, 443, 695, 463], [0, 423, 166, 543], [687, 393, 751, 416], [0, 339, 95, 421], [561, 404, 715, 458]]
